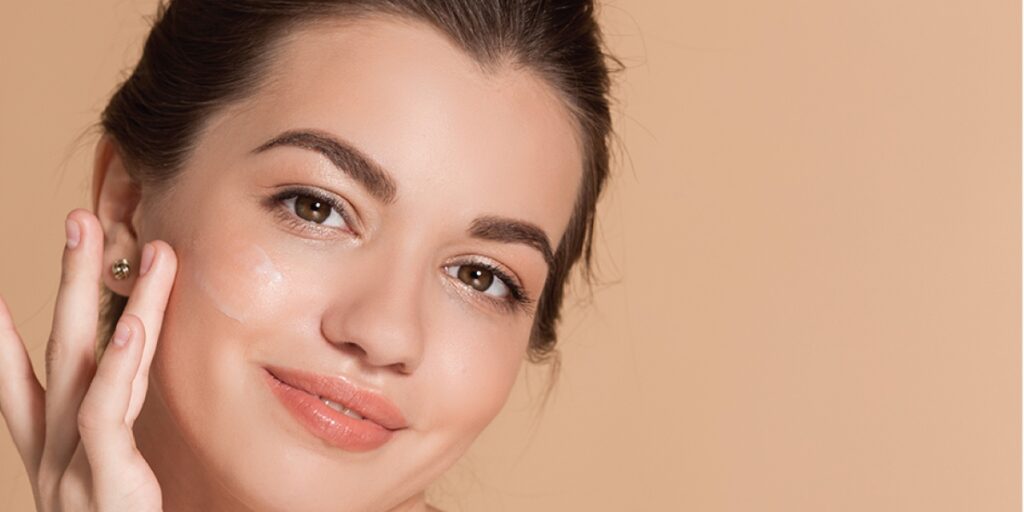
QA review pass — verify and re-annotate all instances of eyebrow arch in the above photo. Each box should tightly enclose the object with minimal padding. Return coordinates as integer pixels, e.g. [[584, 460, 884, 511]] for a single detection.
[[254, 130, 554, 269], [469, 216, 555, 271], [253, 129, 398, 204]]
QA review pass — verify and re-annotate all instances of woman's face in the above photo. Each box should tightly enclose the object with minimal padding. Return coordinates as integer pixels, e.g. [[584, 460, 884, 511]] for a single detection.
[[130, 15, 582, 512]]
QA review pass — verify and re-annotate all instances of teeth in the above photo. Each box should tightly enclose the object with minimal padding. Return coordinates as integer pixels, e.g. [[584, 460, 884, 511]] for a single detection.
[[319, 397, 364, 420]]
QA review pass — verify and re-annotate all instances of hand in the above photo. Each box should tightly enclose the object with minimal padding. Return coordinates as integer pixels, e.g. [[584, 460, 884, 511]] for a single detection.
[[0, 208, 178, 511]]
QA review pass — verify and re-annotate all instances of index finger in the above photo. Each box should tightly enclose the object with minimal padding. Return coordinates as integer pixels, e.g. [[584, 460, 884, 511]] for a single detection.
[[111, 239, 177, 422]]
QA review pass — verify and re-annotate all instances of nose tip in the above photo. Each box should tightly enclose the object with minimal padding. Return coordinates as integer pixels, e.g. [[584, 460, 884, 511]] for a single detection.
[[320, 279, 426, 375], [319, 239, 429, 374]]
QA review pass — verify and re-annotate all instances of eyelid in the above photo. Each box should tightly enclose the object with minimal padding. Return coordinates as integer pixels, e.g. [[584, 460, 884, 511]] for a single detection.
[[281, 195, 346, 229], [444, 255, 533, 314], [450, 255, 524, 291], [270, 185, 362, 236]]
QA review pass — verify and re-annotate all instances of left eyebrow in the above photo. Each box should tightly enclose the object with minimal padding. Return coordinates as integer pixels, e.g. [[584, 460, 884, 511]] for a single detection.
[[469, 216, 555, 271]]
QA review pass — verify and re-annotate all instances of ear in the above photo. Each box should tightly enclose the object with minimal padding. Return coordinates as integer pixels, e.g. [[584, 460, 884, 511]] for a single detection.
[[91, 134, 143, 297]]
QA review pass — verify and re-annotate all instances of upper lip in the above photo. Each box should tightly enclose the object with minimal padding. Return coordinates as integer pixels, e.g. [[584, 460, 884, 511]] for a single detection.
[[265, 365, 409, 431]]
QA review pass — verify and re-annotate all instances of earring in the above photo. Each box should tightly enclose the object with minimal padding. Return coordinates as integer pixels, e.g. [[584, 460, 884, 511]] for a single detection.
[[111, 258, 131, 280]]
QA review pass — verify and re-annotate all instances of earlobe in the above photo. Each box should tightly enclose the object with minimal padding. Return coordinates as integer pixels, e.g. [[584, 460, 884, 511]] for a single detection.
[[91, 134, 142, 296]]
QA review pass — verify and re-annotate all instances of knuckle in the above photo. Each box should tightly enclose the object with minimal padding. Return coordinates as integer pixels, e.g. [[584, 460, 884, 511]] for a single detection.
[[56, 472, 73, 499], [76, 406, 105, 435], [36, 468, 58, 496], [58, 477, 95, 512], [44, 336, 62, 374]]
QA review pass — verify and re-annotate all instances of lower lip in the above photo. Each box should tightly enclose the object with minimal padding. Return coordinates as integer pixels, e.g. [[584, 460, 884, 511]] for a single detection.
[[262, 368, 396, 452]]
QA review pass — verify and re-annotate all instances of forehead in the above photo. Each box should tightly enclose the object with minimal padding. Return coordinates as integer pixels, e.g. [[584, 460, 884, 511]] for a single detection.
[[229, 14, 584, 244]]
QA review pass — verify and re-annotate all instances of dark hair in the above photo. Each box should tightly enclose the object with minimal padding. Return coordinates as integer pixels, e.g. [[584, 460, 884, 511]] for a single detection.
[[99, 0, 621, 385]]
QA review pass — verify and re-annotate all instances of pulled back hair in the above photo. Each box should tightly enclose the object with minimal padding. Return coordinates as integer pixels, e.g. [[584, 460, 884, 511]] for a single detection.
[[99, 0, 620, 379]]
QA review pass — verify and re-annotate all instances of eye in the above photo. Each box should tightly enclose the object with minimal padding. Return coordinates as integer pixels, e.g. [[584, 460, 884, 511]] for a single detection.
[[445, 263, 511, 299], [282, 193, 347, 229]]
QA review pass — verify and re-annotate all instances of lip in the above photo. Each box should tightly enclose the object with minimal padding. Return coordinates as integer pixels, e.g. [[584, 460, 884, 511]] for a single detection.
[[263, 365, 408, 452]]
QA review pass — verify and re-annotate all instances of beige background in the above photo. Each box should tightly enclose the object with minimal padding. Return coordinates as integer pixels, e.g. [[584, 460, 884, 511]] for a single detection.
[[0, 1, 1019, 510]]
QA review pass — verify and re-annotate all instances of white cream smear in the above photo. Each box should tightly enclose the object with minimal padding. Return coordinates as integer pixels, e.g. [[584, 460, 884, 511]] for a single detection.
[[193, 244, 285, 324]]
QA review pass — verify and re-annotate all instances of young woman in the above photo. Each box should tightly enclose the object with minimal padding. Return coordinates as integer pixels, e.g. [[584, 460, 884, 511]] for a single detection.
[[0, 1, 619, 510]]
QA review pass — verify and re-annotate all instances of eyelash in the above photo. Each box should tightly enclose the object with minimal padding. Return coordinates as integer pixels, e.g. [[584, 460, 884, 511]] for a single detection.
[[264, 186, 535, 315], [267, 186, 356, 236], [448, 258, 534, 315]]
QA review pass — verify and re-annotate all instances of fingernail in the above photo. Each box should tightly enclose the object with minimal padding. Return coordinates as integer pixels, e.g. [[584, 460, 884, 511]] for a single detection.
[[65, 218, 81, 250], [112, 321, 132, 347], [140, 243, 155, 277]]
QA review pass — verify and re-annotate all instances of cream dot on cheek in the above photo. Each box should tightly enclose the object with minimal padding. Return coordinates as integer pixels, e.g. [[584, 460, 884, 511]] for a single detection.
[[190, 244, 288, 324]]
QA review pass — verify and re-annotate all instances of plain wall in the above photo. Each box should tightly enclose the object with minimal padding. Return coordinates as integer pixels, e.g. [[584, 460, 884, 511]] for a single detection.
[[0, 1, 1018, 510]]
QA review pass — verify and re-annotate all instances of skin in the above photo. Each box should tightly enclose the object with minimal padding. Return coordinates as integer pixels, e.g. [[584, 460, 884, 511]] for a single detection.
[[0, 14, 582, 512]]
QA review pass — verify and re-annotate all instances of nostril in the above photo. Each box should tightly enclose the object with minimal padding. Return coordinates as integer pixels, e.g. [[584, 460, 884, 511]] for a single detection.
[[338, 341, 367, 357], [335, 341, 411, 374], [322, 325, 422, 373]]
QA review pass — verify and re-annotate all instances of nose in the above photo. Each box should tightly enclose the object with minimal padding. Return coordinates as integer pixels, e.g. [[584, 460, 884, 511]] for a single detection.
[[319, 253, 427, 375]]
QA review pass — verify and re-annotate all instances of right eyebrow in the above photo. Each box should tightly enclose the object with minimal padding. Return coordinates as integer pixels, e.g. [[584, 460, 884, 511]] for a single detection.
[[253, 129, 398, 204]]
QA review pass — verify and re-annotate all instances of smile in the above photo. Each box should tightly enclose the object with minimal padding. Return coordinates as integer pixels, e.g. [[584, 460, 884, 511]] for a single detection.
[[262, 365, 407, 452]]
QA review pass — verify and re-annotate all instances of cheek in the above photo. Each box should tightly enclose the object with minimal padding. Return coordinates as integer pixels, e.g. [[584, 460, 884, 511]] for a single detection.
[[429, 332, 526, 438], [152, 238, 296, 427], [187, 241, 290, 324]]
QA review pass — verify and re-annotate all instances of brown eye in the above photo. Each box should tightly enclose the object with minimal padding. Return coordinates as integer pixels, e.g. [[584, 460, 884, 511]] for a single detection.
[[459, 265, 493, 292], [295, 195, 330, 223], [445, 263, 511, 298], [283, 194, 346, 228]]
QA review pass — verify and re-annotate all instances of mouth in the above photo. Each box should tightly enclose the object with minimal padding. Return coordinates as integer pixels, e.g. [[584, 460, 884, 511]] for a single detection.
[[263, 365, 408, 451]]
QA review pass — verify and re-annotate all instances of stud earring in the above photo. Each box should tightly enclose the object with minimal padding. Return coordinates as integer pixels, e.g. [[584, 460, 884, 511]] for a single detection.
[[111, 258, 131, 280]]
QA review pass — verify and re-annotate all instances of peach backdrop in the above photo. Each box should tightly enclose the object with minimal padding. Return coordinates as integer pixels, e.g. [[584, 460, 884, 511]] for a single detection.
[[0, 1, 1018, 510]]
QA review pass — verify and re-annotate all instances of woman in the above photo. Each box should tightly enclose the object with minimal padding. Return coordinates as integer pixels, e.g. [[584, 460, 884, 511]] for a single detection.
[[0, 1, 618, 510]]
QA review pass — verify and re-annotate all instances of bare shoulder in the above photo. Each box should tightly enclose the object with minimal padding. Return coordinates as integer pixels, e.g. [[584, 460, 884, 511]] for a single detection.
[[426, 504, 445, 512]]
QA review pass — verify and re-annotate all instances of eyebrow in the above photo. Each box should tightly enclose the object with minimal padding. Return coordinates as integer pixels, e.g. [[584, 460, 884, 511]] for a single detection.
[[469, 216, 555, 270], [253, 129, 398, 204], [254, 129, 555, 269]]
